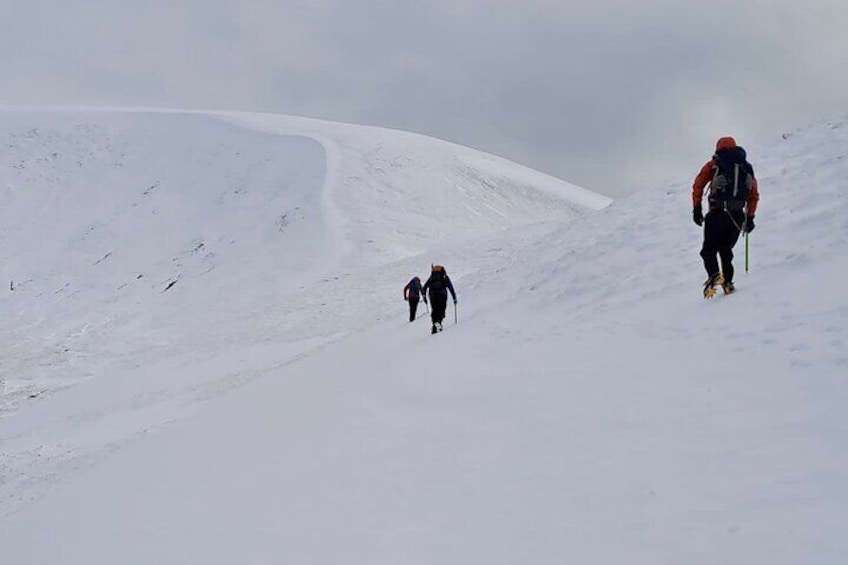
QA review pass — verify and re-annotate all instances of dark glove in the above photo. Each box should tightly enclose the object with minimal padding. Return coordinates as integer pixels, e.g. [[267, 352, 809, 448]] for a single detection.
[[404, 296, 408, 302], [745, 215, 755, 233], [693, 206, 704, 227], [453, 298, 458, 305]]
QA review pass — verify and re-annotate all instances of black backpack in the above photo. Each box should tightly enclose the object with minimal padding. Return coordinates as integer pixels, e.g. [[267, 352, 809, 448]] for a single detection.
[[429, 265, 446, 292], [709, 146, 752, 211]]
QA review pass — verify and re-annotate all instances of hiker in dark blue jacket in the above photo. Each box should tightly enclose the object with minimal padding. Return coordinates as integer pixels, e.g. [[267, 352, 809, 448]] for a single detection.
[[403, 276, 424, 322], [422, 264, 457, 334]]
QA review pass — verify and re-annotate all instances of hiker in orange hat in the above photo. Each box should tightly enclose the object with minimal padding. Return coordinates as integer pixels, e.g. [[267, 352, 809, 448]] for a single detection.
[[692, 136, 760, 297]]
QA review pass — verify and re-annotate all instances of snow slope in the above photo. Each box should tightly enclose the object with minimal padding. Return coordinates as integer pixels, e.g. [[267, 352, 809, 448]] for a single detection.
[[0, 109, 846, 564], [0, 108, 607, 416]]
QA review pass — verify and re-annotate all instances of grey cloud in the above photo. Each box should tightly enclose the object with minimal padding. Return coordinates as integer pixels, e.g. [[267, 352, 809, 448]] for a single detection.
[[1, 1, 847, 196]]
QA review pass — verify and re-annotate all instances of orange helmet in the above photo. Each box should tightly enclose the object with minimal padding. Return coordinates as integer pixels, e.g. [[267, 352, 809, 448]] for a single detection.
[[715, 136, 737, 150]]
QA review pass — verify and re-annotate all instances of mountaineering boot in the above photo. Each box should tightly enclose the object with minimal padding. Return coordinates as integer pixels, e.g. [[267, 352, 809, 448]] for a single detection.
[[703, 272, 723, 299], [431, 324, 438, 335], [722, 279, 735, 295]]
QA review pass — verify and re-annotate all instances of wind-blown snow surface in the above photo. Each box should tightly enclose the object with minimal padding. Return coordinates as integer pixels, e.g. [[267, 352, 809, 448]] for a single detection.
[[1, 109, 846, 564]]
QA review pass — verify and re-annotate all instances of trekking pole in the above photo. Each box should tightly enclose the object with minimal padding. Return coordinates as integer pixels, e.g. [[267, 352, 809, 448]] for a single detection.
[[454, 301, 458, 324], [745, 230, 750, 272]]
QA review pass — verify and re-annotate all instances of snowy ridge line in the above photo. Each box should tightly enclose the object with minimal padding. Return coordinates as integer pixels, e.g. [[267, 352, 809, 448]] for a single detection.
[[0, 103, 611, 211]]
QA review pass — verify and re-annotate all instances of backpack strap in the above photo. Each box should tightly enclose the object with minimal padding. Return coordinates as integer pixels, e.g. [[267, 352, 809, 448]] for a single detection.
[[733, 163, 740, 198]]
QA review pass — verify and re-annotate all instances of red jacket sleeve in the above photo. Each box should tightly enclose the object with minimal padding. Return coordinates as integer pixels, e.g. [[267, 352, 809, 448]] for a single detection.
[[692, 159, 714, 208], [747, 177, 759, 216]]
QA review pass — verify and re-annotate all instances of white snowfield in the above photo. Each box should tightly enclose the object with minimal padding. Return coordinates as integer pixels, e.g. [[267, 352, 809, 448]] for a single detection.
[[0, 108, 846, 564]]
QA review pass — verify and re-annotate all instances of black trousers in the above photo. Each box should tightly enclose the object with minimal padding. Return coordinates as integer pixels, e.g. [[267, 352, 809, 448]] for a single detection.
[[430, 293, 447, 325], [700, 209, 745, 282], [408, 297, 419, 322]]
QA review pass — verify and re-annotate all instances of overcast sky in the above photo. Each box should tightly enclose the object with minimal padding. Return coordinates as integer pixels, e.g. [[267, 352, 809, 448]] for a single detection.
[[2, 0, 847, 197]]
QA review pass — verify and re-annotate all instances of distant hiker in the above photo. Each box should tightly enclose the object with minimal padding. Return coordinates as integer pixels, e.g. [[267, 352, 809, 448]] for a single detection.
[[422, 264, 457, 334], [692, 136, 760, 297], [403, 276, 424, 322]]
